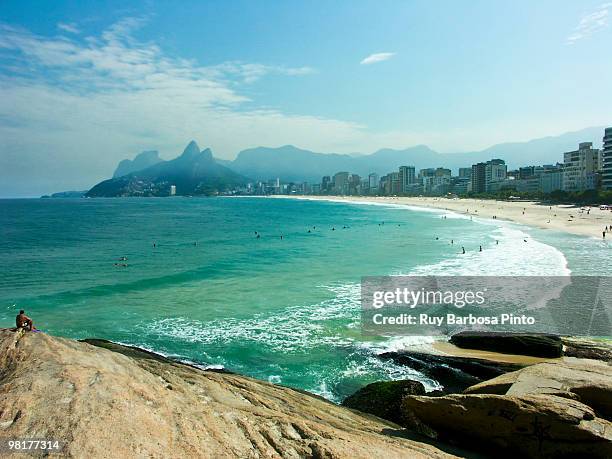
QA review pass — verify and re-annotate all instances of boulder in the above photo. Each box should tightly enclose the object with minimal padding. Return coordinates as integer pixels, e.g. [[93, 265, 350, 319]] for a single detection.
[[379, 351, 523, 394], [562, 337, 612, 362], [464, 357, 612, 420], [342, 380, 426, 424], [401, 393, 612, 458], [449, 331, 563, 357]]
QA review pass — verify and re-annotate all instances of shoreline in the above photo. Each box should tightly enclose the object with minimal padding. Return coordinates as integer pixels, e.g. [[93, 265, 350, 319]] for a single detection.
[[269, 195, 611, 239]]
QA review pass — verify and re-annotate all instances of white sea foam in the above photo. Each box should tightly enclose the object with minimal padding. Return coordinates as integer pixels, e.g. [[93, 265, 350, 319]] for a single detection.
[[406, 223, 570, 277], [144, 282, 360, 352]]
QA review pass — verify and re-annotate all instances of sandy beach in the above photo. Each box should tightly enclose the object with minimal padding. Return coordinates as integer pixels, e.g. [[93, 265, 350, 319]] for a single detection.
[[277, 195, 612, 239]]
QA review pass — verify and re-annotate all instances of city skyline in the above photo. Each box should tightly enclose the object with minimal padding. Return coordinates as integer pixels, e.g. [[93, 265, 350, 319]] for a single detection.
[[79, 126, 611, 198]]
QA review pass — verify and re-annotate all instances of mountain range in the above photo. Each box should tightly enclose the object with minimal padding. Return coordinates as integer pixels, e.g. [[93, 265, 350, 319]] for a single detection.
[[87, 141, 248, 197], [113, 150, 163, 178], [87, 126, 606, 197], [226, 126, 605, 182]]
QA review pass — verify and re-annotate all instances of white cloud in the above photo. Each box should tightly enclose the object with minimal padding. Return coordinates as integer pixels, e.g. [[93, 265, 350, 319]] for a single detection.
[[360, 52, 395, 65], [567, 3, 611, 44], [0, 17, 364, 195], [57, 22, 80, 34]]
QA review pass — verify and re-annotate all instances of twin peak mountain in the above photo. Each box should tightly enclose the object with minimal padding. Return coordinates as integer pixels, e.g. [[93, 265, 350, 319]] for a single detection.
[[86, 141, 248, 197]]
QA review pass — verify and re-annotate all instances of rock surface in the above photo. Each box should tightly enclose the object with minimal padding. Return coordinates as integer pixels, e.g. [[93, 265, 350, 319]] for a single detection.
[[449, 332, 563, 358], [464, 357, 612, 419], [401, 393, 612, 458], [341, 380, 427, 425], [399, 358, 612, 458], [0, 330, 456, 458], [562, 337, 612, 362], [378, 351, 523, 393]]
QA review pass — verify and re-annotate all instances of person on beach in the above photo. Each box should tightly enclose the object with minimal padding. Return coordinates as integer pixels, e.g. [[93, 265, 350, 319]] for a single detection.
[[462, 247, 465, 254], [16, 310, 34, 331], [479, 245, 482, 252]]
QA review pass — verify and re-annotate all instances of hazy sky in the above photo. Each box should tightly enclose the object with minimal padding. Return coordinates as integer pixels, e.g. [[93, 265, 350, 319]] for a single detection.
[[1, 0, 611, 196]]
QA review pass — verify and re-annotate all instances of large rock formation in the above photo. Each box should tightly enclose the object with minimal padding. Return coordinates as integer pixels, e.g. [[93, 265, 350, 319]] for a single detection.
[[87, 141, 249, 197], [464, 357, 612, 419], [378, 351, 523, 393], [400, 358, 612, 458], [449, 332, 563, 358], [562, 337, 612, 362], [113, 150, 163, 178], [402, 393, 612, 458], [341, 380, 428, 425], [0, 330, 454, 458]]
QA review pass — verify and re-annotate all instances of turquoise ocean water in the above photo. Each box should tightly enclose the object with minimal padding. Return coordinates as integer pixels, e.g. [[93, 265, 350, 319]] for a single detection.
[[1, 197, 610, 401]]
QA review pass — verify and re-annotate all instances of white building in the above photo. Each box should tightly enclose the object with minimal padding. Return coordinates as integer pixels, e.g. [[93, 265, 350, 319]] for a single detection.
[[562, 142, 600, 192], [169, 185, 176, 196], [539, 168, 564, 193], [485, 159, 507, 192]]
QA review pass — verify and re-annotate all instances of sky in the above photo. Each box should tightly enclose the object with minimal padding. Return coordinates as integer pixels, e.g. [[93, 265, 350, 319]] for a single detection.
[[0, 0, 611, 197]]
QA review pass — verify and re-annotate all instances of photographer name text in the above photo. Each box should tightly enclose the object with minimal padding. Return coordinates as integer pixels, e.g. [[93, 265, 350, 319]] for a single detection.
[[370, 312, 536, 326]]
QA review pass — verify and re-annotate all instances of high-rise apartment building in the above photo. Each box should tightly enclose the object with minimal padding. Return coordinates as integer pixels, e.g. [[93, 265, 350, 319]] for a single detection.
[[398, 166, 416, 193], [562, 142, 600, 192], [603, 127, 612, 190]]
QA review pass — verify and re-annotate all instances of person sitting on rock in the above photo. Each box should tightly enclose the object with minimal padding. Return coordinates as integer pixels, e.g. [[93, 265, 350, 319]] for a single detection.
[[16, 310, 34, 331]]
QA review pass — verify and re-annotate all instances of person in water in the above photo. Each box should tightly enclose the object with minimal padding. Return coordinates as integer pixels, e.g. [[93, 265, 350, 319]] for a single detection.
[[16, 310, 34, 331]]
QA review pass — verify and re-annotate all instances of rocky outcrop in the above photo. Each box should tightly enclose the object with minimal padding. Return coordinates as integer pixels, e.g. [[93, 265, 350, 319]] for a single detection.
[[399, 358, 612, 458], [0, 330, 455, 458], [562, 337, 612, 362], [378, 351, 523, 393], [88, 141, 249, 197], [449, 332, 563, 358], [401, 393, 612, 458], [113, 150, 162, 178], [464, 357, 612, 419], [341, 380, 428, 425]]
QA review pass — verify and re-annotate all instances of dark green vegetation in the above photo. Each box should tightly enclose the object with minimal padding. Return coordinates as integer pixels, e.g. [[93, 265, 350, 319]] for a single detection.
[[342, 380, 426, 424], [87, 141, 249, 197]]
